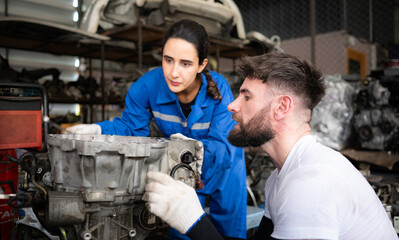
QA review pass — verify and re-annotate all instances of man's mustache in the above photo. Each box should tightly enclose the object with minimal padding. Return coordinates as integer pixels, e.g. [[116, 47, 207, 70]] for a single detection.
[[232, 114, 240, 123]]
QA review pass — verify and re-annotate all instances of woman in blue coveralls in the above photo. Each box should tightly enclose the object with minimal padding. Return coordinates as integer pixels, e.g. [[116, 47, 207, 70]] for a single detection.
[[66, 19, 247, 240]]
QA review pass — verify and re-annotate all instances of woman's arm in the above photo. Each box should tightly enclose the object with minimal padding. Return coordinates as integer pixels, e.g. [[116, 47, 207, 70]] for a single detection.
[[97, 71, 155, 136], [200, 72, 242, 180]]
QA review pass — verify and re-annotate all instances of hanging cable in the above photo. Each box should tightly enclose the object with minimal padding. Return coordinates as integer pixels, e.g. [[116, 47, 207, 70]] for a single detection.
[[170, 163, 204, 190]]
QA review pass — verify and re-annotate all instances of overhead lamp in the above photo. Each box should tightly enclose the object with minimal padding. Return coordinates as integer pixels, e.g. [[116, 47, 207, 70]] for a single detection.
[[74, 58, 80, 68], [73, 10, 79, 22], [73, 0, 79, 8]]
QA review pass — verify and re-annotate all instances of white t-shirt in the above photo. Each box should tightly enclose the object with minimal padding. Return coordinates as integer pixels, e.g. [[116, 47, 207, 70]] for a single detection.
[[264, 135, 398, 240]]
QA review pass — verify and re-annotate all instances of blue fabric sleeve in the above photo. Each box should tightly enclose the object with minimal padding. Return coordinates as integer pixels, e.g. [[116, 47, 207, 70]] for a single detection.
[[199, 72, 239, 180], [97, 75, 152, 136]]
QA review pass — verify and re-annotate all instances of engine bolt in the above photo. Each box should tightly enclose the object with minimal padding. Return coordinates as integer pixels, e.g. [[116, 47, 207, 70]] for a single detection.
[[129, 229, 136, 237], [82, 232, 91, 240]]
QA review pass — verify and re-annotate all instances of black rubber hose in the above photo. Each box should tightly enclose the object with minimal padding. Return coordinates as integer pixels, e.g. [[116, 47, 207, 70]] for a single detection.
[[170, 163, 193, 177]]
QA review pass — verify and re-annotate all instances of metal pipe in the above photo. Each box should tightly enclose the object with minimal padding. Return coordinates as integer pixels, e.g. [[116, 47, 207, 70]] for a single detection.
[[369, 0, 373, 43], [343, 0, 347, 31], [101, 41, 105, 121], [310, 0, 316, 65], [31, 174, 47, 197], [369, 0, 375, 71], [138, 18, 143, 70], [215, 44, 220, 72], [5, 0, 8, 16], [78, 0, 83, 27], [89, 56, 94, 123]]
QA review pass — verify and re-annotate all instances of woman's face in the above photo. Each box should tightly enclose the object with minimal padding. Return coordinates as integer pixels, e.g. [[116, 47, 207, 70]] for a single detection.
[[162, 38, 207, 95]]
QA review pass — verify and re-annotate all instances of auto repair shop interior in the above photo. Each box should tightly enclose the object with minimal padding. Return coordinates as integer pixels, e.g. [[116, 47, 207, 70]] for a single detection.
[[0, 0, 399, 239]]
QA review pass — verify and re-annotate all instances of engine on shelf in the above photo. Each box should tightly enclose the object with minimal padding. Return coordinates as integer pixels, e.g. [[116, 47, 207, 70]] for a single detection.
[[353, 77, 399, 151]]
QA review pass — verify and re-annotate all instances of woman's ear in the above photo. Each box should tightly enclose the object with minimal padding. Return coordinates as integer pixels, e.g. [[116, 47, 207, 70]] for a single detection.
[[274, 95, 293, 120], [198, 58, 208, 73]]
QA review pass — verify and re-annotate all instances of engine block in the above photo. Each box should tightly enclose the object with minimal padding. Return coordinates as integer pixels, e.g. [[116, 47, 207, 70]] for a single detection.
[[16, 134, 202, 240]]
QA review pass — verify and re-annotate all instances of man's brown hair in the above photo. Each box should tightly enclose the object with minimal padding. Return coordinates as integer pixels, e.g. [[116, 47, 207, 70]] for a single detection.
[[238, 52, 326, 110]]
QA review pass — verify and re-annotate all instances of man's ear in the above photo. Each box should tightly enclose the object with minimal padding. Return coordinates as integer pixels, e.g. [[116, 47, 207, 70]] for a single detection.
[[274, 95, 293, 120]]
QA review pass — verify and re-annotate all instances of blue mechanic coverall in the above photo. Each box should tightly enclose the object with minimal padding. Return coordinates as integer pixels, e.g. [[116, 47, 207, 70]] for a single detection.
[[97, 67, 247, 239]]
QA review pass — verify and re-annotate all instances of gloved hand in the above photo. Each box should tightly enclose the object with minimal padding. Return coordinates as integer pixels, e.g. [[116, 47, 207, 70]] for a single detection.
[[170, 133, 204, 175], [142, 171, 205, 234], [65, 124, 101, 135]]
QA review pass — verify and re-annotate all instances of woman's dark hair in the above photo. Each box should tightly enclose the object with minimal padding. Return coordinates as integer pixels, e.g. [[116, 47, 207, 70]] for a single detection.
[[162, 19, 222, 101]]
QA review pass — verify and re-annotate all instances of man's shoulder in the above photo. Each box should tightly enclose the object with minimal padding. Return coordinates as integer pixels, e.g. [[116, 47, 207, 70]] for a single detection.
[[299, 135, 346, 163]]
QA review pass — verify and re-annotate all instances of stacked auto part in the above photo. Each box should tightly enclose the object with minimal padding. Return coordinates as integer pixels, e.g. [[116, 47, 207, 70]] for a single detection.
[[310, 75, 355, 150], [365, 175, 399, 233], [353, 77, 399, 151], [80, 0, 281, 53]]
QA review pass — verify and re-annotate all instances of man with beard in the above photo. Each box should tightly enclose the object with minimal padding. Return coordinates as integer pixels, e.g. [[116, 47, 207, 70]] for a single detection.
[[142, 53, 398, 240]]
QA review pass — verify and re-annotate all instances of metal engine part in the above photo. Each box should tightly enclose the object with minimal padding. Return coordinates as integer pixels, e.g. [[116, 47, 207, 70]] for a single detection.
[[310, 75, 355, 150], [353, 78, 399, 151], [354, 108, 399, 150], [365, 173, 399, 234], [356, 77, 391, 109], [15, 134, 202, 240], [245, 148, 275, 207]]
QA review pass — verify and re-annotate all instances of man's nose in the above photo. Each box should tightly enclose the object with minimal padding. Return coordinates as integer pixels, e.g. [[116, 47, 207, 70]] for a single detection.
[[228, 98, 239, 113]]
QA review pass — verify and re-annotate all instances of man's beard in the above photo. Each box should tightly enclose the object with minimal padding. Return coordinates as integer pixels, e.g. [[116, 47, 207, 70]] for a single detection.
[[228, 107, 275, 147]]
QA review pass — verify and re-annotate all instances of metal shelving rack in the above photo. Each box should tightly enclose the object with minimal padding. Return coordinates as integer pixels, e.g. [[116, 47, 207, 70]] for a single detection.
[[0, 16, 265, 123]]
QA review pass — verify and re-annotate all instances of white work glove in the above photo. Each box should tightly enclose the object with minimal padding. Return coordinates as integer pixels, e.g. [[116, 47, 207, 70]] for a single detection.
[[170, 133, 204, 175], [65, 124, 101, 135], [142, 171, 205, 234]]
